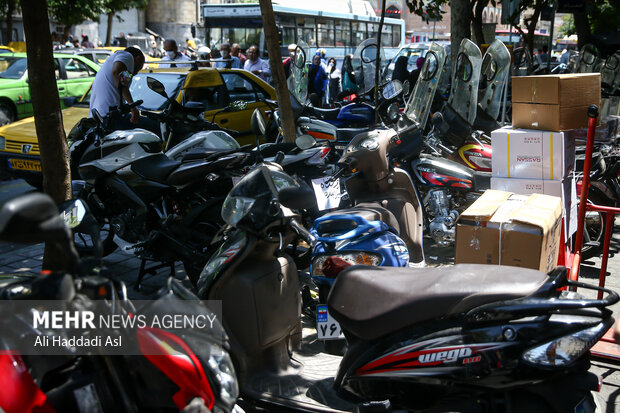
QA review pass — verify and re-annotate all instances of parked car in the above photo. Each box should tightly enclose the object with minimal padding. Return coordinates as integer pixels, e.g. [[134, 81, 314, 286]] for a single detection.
[[0, 66, 276, 186], [384, 41, 451, 79], [0, 52, 100, 125], [56, 47, 112, 65]]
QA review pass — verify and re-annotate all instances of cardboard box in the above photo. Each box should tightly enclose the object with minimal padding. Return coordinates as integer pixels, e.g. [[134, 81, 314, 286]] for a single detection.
[[512, 74, 601, 131], [490, 177, 578, 241], [491, 127, 574, 180], [455, 190, 563, 272]]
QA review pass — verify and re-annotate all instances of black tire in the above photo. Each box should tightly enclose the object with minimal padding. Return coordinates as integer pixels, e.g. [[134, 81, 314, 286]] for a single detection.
[[581, 191, 612, 260], [0, 101, 15, 125]]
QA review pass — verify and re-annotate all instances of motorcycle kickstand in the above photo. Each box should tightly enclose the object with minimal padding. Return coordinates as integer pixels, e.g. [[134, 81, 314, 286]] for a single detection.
[[135, 259, 175, 291]]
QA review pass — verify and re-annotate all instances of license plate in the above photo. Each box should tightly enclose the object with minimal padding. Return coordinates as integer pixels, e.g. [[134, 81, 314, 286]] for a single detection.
[[316, 304, 344, 340], [9, 158, 41, 172], [311, 176, 341, 211]]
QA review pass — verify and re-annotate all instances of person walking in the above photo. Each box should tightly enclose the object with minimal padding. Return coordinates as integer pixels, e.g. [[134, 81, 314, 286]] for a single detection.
[[160, 39, 193, 68], [283, 43, 297, 78], [244, 45, 271, 83], [326, 57, 341, 104], [308, 54, 327, 105], [231, 43, 247, 66], [81, 35, 94, 48], [341, 54, 358, 96], [213, 43, 241, 69]]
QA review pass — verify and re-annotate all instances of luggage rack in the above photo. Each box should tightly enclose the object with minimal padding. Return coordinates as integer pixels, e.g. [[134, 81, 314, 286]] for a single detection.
[[561, 105, 620, 362]]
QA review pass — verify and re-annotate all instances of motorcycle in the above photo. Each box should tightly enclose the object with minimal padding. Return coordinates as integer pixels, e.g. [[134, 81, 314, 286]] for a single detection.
[[196, 162, 617, 413], [70, 99, 252, 288], [0, 193, 239, 413]]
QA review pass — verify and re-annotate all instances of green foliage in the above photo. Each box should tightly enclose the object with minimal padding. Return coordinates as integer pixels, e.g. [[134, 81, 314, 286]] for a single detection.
[[0, 0, 18, 18], [103, 0, 149, 15], [559, 14, 575, 37], [48, 0, 103, 28], [589, 0, 620, 34], [405, 0, 448, 23]]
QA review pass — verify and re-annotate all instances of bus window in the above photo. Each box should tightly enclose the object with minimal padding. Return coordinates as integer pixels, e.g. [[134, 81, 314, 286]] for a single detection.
[[381, 24, 392, 47], [352, 22, 366, 45], [335, 20, 351, 47], [209, 28, 222, 47], [279, 15, 296, 46], [231, 28, 247, 47], [297, 17, 316, 46], [246, 28, 261, 49], [367, 23, 378, 40], [393, 25, 401, 47], [317, 19, 334, 47]]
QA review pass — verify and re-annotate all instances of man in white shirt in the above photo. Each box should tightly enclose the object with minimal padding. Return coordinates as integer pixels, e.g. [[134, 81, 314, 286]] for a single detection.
[[213, 43, 241, 69], [244, 45, 271, 83], [89, 47, 145, 122], [160, 39, 193, 68]]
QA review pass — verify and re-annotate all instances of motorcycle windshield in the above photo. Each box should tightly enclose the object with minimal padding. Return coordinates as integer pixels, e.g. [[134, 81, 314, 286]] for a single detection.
[[405, 42, 447, 129], [478, 39, 510, 120], [575, 44, 598, 73], [600, 51, 620, 90], [448, 38, 482, 125], [352, 38, 385, 95], [288, 39, 310, 106]]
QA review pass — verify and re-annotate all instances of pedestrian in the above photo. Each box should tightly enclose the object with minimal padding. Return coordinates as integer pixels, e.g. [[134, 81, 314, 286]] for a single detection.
[[81, 35, 94, 48], [244, 45, 271, 83], [72, 39, 80, 48], [89, 47, 146, 126], [326, 57, 341, 104], [231, 43, 246, 66], [197, 46, 212, 67], [160, 39, 193, 68], [213, 43, 241, 69], [391, 55, 411, 84], [560, 48, 570, 65], [117, 32, 128, 47], [283, 43, 297, 78], [315, 48, 328, 71], [410, 56, 425, 87], [341, 54, 358, 96], [308, 54, 327, 105]]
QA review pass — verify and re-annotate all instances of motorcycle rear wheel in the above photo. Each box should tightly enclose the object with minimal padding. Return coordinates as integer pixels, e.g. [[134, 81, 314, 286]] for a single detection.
[[73, 223, 118, 257]]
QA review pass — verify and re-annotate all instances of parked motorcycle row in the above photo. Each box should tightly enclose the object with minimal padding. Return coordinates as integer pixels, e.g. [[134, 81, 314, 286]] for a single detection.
[[0, 37, 619, 413]]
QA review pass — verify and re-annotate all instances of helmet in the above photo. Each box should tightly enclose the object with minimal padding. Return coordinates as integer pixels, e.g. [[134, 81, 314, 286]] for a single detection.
[[315, 48, 327, 59], [198, 46, 211, 60]]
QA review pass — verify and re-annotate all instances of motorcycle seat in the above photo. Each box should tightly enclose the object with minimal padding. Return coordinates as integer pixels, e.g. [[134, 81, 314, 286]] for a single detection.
[[336, 127, 369, 143], [130, 154, 181, 183], [308, 106, 341, 121], [318, 202, 400, 235], [328, 264, 548, 341]]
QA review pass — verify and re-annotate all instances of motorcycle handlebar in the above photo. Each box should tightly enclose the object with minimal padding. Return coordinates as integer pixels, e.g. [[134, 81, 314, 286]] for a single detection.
[[290, 218, 316, 246]]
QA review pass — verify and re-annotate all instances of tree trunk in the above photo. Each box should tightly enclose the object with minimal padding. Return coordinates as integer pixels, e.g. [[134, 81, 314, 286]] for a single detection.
[[472, 0, 488, 46], [573, 11, 591, 49], [450, 0, 472, 67], [105, 12, 114, 47], [21, 0, 72, 270], [6, 0, 15, 43], [258, 0, 296, 143]]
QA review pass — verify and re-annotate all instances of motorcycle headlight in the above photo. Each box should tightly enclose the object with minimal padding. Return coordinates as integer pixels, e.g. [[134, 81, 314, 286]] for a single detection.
[[387, 102, 400, 122], [311, 252, 382, 277], [521, 322, 608, 367], [0, 136, 5, 151], [208, 350, 239, 407]]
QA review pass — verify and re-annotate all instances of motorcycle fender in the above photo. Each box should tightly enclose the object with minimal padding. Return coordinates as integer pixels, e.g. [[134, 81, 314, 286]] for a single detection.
[[411, 157, 474, 189], [589, 181, 617, 206]]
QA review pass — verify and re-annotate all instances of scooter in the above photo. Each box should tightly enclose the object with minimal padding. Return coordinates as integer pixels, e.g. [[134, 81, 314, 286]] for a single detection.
[[0, 193, 238, 413], [196, 162, 616, 413]]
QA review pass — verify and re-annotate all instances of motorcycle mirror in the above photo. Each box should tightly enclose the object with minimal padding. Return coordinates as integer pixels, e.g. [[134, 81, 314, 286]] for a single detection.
[[402, 80, 410, 96], [295, 134, 316, 150], [147, 76, 168, 98], [91, 108, 104, 126], [431, 112, 444, 130], [361, 44, 378, 63], [382, 80, 403, 100], [251, 108, 267, 136], [59, 199, 88, 229], [0, 193, 69, 244], [278, 185, 316, 210]]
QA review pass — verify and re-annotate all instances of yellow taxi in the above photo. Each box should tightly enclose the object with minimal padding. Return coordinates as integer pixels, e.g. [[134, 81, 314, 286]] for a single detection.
[[0, 65, 277, 186]]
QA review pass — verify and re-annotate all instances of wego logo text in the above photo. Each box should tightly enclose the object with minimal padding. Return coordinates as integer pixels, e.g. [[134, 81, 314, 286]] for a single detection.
[[418, 347, 480, 364]]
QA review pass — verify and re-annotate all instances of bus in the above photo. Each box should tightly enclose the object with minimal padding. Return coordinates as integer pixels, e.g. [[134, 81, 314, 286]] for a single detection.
[[201, 0, 406, 61], [495, 28, 550, 51]]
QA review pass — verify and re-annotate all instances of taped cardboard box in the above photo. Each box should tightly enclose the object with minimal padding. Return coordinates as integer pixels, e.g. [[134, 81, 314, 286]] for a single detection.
[[512, 74, 601, 131], [455, 190, 563, 272], [490, 177, 578, 241], [491, 127, 575, 180]]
